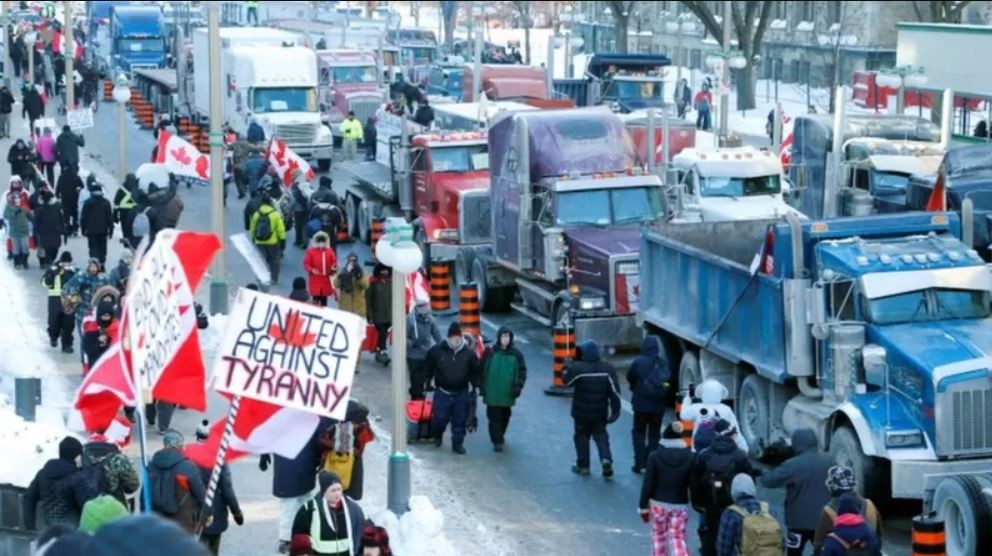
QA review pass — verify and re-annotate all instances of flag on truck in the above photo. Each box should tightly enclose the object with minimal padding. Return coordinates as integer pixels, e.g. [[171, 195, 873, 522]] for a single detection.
[[155, 129, 211, 183], [266, 137, 315, 188]]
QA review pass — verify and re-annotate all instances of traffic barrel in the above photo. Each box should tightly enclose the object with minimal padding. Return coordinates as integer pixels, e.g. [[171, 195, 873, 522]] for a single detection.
[[370, 217, 386, 251], [102, 79, 112, 101], [178, 116, 190, 139], [134, 100, 153, 129], [675, 398, 694, 448], [912, 512, 945, 556], [429, 261, 452, 313], [544, 325, 575, 396], [458, 283, 481, 337], [198, 128, 210, 154]]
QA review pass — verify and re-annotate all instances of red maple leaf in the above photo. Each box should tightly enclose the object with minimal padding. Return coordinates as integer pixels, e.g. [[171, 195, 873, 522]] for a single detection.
[[282, 157, 300, 187], [271, 140, 287, 167], [195, 155, 209, 180], [268, 310, 317, 348], [171, 146, 192, 166]]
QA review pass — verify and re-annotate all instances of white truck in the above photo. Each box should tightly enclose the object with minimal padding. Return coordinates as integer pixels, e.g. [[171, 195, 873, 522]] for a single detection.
[[185, 27, 333, 170], [669, 146, 802, 221]]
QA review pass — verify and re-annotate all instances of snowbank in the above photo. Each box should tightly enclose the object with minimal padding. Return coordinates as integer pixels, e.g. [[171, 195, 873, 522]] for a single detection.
[[370, 496, 457, 556], [0, 394, 74, 488]]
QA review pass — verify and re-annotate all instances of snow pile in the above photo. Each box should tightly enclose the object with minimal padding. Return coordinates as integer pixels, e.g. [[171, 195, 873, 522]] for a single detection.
[[0, 394, 73, 488], [371, 496, 457, 556]]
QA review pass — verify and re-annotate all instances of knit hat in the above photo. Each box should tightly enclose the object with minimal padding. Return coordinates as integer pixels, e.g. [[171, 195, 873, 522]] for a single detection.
[[836, 492, 862, 516], [825, 465, 857, 493], [195, 419, 210, 442], [59, 251, 73, 264], [289, 533, 313, 556], [79, 495, 129, 534], [319, 176, 332, 189], [661, 421, 684, 440], [58, 436, 83, 461], [292, 276, 307, 291], [730, 473, 757, 499], [87, 258, 102, 272], [447, 322, 462, 337], [87, 515, 211, 556], [162, 430, 184, 449], [318, 471, 342, 493]]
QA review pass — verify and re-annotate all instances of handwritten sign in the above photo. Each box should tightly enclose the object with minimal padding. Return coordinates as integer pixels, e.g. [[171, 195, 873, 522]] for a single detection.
[[67, 107, 94, 130], [212, 289, 366, 420]]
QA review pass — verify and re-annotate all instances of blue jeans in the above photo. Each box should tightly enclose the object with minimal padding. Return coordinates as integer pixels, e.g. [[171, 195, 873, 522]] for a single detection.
[[431, 389, 470, 447], [697, 109, 712, 131]]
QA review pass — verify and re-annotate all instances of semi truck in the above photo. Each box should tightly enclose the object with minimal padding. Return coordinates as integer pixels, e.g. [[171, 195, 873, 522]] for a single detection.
[[271, 19, 401, 85], [182, 27, 333, 171], [311, 50, 385, 146], [387, 28, 439, 83], [553, 53, 671, 112], [481, 110, 664, 349], [100, 6, 167, 75], [638, 211, 992, 555]]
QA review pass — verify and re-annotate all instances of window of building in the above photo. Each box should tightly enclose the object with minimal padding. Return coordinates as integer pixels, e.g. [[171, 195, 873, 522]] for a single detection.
[[800, 1, 813, 22], [690, 49, 702, 70], [827, 2, 842, 24]]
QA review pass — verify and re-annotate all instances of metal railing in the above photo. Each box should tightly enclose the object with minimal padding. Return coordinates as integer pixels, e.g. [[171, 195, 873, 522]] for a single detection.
[[904, 85, 992, 143]]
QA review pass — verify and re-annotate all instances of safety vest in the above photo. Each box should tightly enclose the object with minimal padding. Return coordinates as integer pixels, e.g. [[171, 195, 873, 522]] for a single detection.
[[245, 0, 259, 8], [118, 189, 136, 210], [43, 269, 64, 296], [307, 500, 351, 555], [340, 119, 362, 140]]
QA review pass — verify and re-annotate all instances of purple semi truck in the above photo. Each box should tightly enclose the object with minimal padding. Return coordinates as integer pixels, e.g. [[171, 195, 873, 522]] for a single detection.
[[473, 109, 664, 350]]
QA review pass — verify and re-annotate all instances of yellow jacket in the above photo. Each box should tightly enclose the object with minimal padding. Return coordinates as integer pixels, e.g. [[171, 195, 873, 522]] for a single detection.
[[340, 118, 363, 140], [249, 204, 286, 246]]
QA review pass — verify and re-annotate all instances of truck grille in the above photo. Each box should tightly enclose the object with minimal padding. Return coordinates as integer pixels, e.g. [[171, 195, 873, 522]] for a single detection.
[[459, 191, 490, 244], [950, 387, 992, 454], [274, 123, 317, 145], [348, 98, 381, 128]]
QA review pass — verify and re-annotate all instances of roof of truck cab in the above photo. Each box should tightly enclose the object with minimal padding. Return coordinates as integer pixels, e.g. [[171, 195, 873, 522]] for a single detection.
[[112, 6, 163, 32], [817, 232, 982, 277], [315, 49, 377, 64], [208, 26, 299, 45], [228, 46, 317, 84], [434, 101, 536, 121], [673, 147, 782, 178], [867, 154, 943, 175]]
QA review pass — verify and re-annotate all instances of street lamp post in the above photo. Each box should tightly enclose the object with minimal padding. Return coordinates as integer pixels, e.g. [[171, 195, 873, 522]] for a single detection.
[[64, 1, 73, 111], [375, 217, 423, 516], [24, 30, 36, 89], [112, 75, 130, 179], [705, 50, 747, 144], [207, 4, 227, 314]]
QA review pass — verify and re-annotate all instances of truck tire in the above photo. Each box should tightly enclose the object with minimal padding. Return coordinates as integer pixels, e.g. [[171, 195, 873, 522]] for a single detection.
[[317, 159, 331, 172], [345, 194, 360, 238], [933, 475, 992, 556], [472, 257, 511, 312], [829, 427, 882, 501], [737, 374, 770, 460], [678, 351, 701, 395]]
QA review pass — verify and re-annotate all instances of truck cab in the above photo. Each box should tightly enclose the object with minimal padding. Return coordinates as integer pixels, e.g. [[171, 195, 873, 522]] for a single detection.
[[838, 139, 943, 215], [315, 50, 385, 145], [585, 53, 671, 113], [109, 6, 167, 73], [427, 56, 466, 100], [670, 147, 803, 221], [387, 28, 438, 84]]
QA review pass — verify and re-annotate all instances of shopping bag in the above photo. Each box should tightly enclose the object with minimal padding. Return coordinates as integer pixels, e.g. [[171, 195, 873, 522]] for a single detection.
[[361, 323, 378, 353]]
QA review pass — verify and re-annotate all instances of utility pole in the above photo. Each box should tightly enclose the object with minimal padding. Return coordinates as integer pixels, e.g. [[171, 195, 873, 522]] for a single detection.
[[1, 1, 10, 89], [64, 1, 74, 111], [207, 4, 227, 314], [719, 0, 731, 140]]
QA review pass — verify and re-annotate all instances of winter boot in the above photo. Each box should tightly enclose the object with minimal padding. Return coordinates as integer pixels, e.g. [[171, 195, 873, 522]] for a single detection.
[[571, 465, 590, 476], [602, 459, 614, 479]]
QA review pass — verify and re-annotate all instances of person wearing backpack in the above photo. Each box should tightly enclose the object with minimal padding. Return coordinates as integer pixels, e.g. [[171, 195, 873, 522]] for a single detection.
[[639, 422, 696, 556], [148, 431, 207, 533], [812, 466, 882, 556], [716, 473, 783, 556], [480, 326, 527, 452], [819, 494, 881, 556], [760, 428, 833, 555], [250, 193, 287, 286], [692, 418, 754, 556], [627, 335, 669, 474], [81, 429, 139, 507]]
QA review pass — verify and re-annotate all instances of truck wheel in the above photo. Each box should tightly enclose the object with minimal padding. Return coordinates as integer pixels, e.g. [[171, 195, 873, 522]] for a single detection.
[[933, 475, 992, 556], [678, 351, 701, 395], [829, 427, 882, 500], [317, 159, 331, 172], [345, 195, 360, 238], [737, 374, 770, 460], [472, 258, 511, 312]]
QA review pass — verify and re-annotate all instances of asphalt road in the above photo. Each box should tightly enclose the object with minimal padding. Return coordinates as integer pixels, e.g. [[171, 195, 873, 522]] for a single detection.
[[40, 98, 917, 555]]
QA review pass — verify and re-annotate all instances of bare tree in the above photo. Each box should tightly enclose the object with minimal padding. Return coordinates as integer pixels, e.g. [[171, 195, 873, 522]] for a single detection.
[[814, 2, 864, 113], [608, 1, 638, 54], [441, 1, 458, 52], [511, 1, 533, 64], [681, 1, 777, 111], [912, 1, 973, 22]]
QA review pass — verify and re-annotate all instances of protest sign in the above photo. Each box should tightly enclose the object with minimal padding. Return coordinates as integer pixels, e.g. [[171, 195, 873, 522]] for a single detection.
[[212, 288, 366, 420], [67, 107, 94, 130]]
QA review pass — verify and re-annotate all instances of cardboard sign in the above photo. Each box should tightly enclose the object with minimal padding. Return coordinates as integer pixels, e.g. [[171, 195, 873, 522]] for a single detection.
[[212, 289, 366, 420], [67, 107, 94, 130]]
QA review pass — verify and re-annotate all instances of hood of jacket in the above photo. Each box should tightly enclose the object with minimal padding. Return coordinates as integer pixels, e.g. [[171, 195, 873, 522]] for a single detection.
[[579, 340, 601, 362], [791, 428, 818, 454], [707, 433, 740, 456], [150, 448, 187, 471], [83, 441, 119, 464], [90, 285, 121, 311], [494, 326, 515, 351], [640, 335, 660, 358]]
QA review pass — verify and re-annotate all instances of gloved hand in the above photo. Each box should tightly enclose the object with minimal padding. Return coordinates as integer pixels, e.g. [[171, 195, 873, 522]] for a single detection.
[[259, 454, 271, 472], [466, 414, 478, 434], [233, 511, 244, 526], [639, 509, 650, 524]]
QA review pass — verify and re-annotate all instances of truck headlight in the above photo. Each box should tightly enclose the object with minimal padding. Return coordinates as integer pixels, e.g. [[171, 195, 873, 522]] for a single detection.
[[432, 228, 459, 241], [578, 296, 606, 311], [885, 429, 924, 448]]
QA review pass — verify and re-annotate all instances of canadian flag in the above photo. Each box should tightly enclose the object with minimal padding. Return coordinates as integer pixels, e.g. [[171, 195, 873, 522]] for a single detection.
[[266, 138, 315, 188], [183, 396, 321, 468], [71, 309, 137, 433], [51, 31, 84, 60], [779, 114, 795, 171], [155, 129, 211, 182], [405, 270, 430, 314]]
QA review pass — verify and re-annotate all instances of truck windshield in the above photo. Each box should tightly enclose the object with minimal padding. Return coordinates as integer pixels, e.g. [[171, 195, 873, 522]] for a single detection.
[[332, 66, 377, 84], [614, 80, 663, 101], [251, 88, 318, 113], [402, 47, 436, 64], [431, 145, 489, 172], [700, 175, 782, 197], [872, 171, 911, 190], [117, 38, 163, 53], [557, 186, 663, 226], [863, 288, 992, 324]]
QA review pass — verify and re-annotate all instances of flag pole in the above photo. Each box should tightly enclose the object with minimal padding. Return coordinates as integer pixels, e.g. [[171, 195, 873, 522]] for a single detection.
[[194, 395, 242, 536], [127, 236, 154, 513]]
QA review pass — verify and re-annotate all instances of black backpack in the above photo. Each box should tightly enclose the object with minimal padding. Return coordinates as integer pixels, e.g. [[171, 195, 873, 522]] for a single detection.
[[148, 462, 186, 515], [828, 533, 873, 556], [254, 207, 274, 242], [641, 357, 670, 399], [702, 452, 737, 512]]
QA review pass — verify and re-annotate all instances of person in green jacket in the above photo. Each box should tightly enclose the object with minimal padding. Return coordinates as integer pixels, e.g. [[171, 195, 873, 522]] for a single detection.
[[481, 327, 527, 452], [249, 195, 287, 286]]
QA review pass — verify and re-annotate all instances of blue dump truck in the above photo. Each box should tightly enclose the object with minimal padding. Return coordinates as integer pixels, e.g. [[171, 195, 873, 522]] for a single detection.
[[639, 212, 992, 555], [106, 6, 167, 74], [553, 53, 670, 112]]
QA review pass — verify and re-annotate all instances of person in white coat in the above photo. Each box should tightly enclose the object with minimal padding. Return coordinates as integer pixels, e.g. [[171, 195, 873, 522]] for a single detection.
[[679, 378, 749, 454]]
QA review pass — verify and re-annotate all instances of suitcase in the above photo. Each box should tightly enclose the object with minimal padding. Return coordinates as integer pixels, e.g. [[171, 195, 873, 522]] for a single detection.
[[406, 398, 434, 443]]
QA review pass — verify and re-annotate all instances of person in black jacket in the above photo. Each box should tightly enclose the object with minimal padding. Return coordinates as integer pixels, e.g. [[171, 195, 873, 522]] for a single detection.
[[639, 422, 696, 555], [114, 173, 139, 247], [42, 251, 76, 352], [56, 165, 84, 237], [56, 124, 84, 174], [22, 84, 44, 132], [424, 322, 481, 454], [148, 432, 207, 534], [564, 339, 621, 477], [80, 181, 115, 265], [627, 335, 669, 473], [692, 418, 754, 556], [413, 98, 435, 127], [292, 472, 367, 556], [7, 138, 32, 179], [23, 436, 94, 529], [363, 117, 377, 160], [0, 84, 14, 138], [193, 421, 243, 554], [32, 187, 64, 266], [243, 176, 271, 231]]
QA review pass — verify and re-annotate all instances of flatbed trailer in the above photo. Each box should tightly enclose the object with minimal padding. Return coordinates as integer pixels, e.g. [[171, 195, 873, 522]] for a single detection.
[[133, 68, 178, 123]]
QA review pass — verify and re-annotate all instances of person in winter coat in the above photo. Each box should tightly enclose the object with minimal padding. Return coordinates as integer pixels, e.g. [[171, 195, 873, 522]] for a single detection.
[[681, 379, 749, 454], [424, 323, 481, 454], [74, 514, 213, 555], [335, 253, 368, 316], [692, 419, 755, 556], [250, 193, 287, 285], [406, 301, 443, 400], [309, 191, 345, 250], [480, 326, 527, 451], [241, 148, 266, 192], [260, 416, 332, 554], [36, 127, 57, 185], [563, 339, 621, 477], [22, 84, 44, 132], [81, 432, 139, 507], [56, 164, 83, 236], [4, 176, 32, 268], [148, 431, 207, 534], [292, 472, 367, 556], [32, 186, 63, 266], [7, 138, 33, 180], [290, 276, 311, 303], [363, 117, 377, 160], [62, 258, 109, 346], [193, 421, 244, 554], [627, 335, 669, 473], [0, 84, 14, 138], [243, 177, 269, 231], [813, 466, 883, 555], [114, 173, 139, 247], [80, 181, 115, 265], [43, 251, 77, 352], [640, 422, 696, 556], [413, 98, 435, 127], [23, 436, 93, 529], [246, 118, 266, 143], [78, 494, 129, 534], [290, 172, 311, 248], [303, 231, 338, 306], [360, 525, 393, 556], [694, 85, 713, 131], [317, 400, 375, 501], [107, 249, 134, 292], [55, 124, 84, 173], [715, 474, 780, 556], [761, 427, 833, 555], [819, 494, 882, 556], [82, 286, 122, 368], [674, 78, 691, 119], [364, 264, 393, 364]]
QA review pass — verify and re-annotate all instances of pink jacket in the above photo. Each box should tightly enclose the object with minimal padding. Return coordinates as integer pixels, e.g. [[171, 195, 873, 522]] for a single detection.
[[36, 135, 56, 163]]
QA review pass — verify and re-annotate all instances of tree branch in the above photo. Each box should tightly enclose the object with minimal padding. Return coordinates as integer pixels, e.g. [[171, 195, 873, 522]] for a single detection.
[[911, 1, 925, 21], [749, 0, 776, 57], [681, 1, 723, 44]]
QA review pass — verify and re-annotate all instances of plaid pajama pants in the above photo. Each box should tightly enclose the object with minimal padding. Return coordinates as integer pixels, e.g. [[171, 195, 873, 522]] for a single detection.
[[650, 502, 691, 556]]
